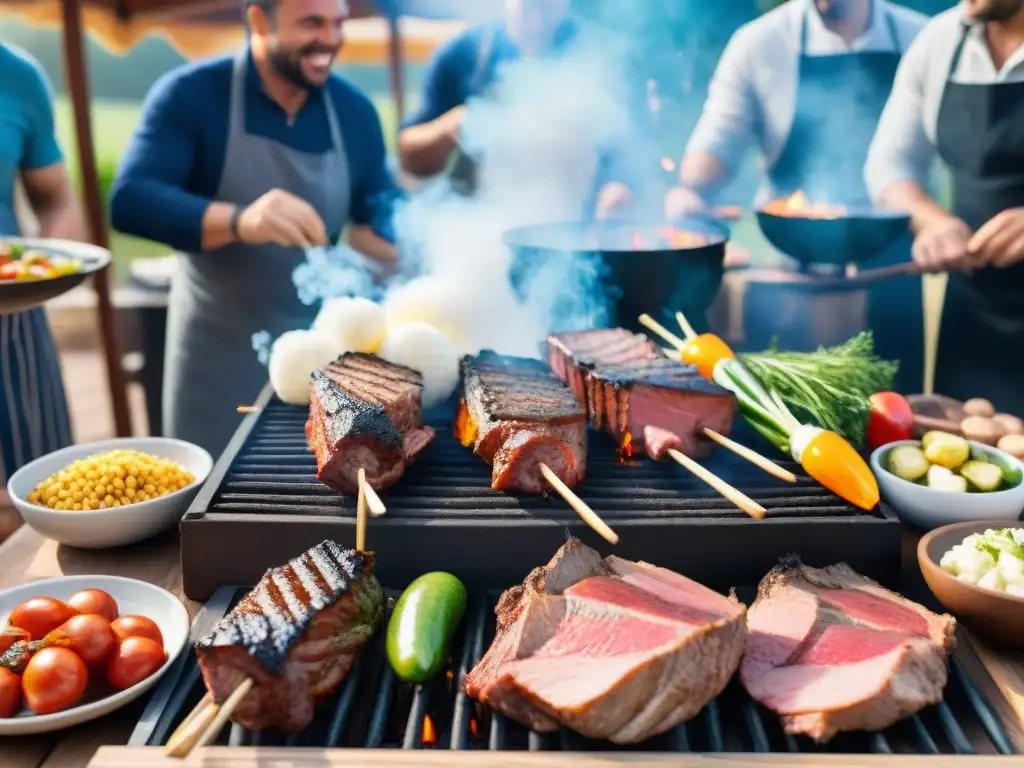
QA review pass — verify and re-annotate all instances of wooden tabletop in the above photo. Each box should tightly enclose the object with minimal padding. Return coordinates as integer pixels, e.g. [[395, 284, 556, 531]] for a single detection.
[[0, 527, 1022, 767]]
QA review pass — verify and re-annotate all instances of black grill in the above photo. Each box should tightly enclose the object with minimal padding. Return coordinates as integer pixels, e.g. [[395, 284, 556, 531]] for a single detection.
[[180, 385, 902, 600], [127, 585, 1018, 757]]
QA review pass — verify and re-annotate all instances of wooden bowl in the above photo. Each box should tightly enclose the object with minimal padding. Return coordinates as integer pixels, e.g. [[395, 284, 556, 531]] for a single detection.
[[918, 521, 1024, 649]]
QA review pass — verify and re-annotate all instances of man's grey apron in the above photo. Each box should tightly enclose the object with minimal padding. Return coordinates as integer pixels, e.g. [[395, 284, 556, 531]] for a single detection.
[[752, 7, 924, 393], [933, 23, 1024, 413], [164, 50, 350, 458]]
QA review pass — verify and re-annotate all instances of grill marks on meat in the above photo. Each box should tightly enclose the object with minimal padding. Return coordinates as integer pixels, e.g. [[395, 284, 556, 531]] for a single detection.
[[547, 330, 736, 459], [307, 354, 436, 494], [465, 538, 747, 744], [457, 351, 587, 492], [195, 540, 385, 732], [739, 556, 956, 742]]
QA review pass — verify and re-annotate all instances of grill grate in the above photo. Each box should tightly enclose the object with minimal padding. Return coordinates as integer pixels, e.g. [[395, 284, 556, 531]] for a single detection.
[[180, 387, 902, 599], [129, 585, 1019, 757]]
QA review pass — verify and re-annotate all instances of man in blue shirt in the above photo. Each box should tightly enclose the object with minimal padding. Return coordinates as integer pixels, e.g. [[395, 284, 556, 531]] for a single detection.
[[110, 0, 399, 457], [397, 0, 632, 217], [0, 43, 84, 486]]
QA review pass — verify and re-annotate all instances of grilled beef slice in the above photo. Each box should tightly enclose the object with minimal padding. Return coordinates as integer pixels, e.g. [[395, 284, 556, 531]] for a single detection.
[[740, 557, 956, 742], [308, 355, 435, 493], [547, 329, 736, 458], [456, 351, 587, 492], [465, 538, 747, 743], [195, 541, 384, 732]]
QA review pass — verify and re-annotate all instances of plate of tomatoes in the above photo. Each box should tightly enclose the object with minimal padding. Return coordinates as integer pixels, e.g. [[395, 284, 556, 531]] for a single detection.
[[0, 574, 189, 735], [0, 238, 110, 316]]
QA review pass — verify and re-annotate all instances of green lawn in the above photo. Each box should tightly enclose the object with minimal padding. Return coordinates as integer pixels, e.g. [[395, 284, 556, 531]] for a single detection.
[[52, 96, 401, 282]]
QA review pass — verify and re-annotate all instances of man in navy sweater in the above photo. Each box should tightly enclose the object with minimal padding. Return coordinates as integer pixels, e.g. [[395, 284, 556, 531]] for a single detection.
[[111, 0, 398, 457]]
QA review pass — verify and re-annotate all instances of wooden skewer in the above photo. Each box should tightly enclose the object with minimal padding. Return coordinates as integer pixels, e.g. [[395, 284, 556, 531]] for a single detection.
[[638, 313, 686, 351], [165, 676, 253, 758], [236, 405, 257, 414], [538, 462, 619, 545], [356, 468, 369, 552], [702, 429, 797, 483], [195, 678, 254, 749], [666, 448, 767, 520], [674, 311, 698, 341], [359, 472, 387, 517]]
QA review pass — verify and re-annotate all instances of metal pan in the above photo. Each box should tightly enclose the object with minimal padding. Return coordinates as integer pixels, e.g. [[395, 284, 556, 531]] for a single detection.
[[756, 207, 911, 268], [0, 239, 111, 316], [504, 218, 728, 335]]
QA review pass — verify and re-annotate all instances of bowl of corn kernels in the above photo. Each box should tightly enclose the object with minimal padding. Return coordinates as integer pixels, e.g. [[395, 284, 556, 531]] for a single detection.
[[5, 438, 213, 549]]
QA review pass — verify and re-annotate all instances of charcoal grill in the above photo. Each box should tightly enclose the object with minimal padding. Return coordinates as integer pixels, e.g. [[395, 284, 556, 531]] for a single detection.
[[121, 585, 1020, 759], [180, 383, 902, 600]]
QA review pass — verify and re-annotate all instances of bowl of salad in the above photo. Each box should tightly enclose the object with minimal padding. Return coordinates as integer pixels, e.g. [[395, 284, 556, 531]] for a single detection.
[[0, 239, 110, 316], [919, 522, 1024, 648]]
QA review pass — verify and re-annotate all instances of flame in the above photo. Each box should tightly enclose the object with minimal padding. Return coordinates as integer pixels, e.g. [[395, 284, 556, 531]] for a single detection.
[[617, 432, 634, 462], [658, 227, 708, 248], [660, 157, 676, 173], [423, 714, 438, 746], [454, 399, 478, 448], [469, 717, 479, 738], [761, 190, 846, 219]]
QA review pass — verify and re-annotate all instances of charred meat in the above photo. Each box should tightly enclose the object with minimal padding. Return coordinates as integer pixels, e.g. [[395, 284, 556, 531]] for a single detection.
[[547, 329, 736, 458], [306, 353, 435, 493], [465, 538, 747, 743], [740, 557, 956, 742], [195, 540, 385, 732], [454, 351, 587, 493]]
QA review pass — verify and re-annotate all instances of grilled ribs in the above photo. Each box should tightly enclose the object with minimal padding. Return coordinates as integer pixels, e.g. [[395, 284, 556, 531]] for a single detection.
[[195, 540, 385, 732], [547, 329, 736, 459], [306, 353, 436, 493], [454, 350, 587, 493]]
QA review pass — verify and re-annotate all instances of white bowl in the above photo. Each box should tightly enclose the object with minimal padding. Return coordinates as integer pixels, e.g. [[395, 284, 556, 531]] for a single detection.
[[6, 437, 213, 549], [870, 439, 1024, 531], [0, 574, 189, 735]]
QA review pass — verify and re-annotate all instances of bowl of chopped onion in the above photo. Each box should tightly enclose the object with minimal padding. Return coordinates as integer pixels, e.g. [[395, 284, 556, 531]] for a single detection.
[[6, 438, 213, 549], [919, 521, 1024, 649]]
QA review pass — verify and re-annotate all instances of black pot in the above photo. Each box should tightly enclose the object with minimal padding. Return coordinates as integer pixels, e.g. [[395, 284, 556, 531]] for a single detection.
[[503, 219, 728, 335], [756, 207, 911, 268]]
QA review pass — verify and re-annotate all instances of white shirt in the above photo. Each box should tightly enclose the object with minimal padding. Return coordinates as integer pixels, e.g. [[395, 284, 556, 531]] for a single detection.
[[865, 5, 1024, 203], [686, 0, 927, 187]]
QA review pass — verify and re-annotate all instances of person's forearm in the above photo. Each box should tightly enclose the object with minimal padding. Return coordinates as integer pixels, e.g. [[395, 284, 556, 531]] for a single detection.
[[349, 225, 397, 263], [397, 108, 462, 177], [680, 153, 731, 198], [879, 179, 952, 234], [35, 194, 85, 241], [110, 178, 211, 253]]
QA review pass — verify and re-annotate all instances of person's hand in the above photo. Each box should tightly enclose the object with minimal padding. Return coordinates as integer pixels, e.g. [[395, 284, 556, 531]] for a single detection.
[[911, 214, 972, 272], [595, 182, 632, 220], [237, 189, 327, 248], [444, 105, 468, 142], [664, 186, 708, 220], [968, 207, 1024, 268]]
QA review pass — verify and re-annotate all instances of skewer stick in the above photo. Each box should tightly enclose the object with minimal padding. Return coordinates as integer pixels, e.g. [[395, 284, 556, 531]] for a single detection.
[[538, 462, 619, 545], [236, 405, 257, 414], [666, 448, 767, 520], [165, 674, 253, 758], [360, 473, 387, 517], [638, 313, 686, 351], [674, 311, 698, 341], [195, 678, 255, 749], [356, 468, 369, 552], [702, 429, 797, 483]]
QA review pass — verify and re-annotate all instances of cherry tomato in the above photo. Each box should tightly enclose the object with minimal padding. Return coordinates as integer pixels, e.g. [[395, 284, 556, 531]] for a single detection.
[[0, 668, 21, 718], [866, 392, 915, 450], [105, 636, 166, 691], [0, 627, 29, 656], [22, 647, 88, 715], [110, 615, 163, 646], [8, 598, 78, 641], [43, 614, 117, 665], [66, 590, 119, 623]]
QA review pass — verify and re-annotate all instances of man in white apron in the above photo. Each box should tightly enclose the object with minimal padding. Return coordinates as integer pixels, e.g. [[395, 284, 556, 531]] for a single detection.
[[110, 0, 399, 457]]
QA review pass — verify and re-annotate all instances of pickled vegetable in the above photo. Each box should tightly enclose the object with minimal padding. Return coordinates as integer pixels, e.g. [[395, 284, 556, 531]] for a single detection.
[[921, 430, 956, 451], [887, 445, 929, 482], [960, 460, 1003, 492], [924, 433, 970, 470], [927, 465, 967, 492]]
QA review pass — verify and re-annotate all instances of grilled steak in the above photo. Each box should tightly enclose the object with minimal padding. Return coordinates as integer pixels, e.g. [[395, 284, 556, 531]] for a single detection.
[[307, 354, 435, 493], [455, 351, 587, 492], [547, 329, 735, 458], [465, 538, 747, 743], [195, 540, 385, 732], [740, 557, 956, 742]]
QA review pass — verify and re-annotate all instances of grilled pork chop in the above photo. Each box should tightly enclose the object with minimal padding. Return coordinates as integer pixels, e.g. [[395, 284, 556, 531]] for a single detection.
[[740, 557, 956, 742], [455, 351, 587, 492], [547, 329, 735, 458], [195, 540, 384, 732]]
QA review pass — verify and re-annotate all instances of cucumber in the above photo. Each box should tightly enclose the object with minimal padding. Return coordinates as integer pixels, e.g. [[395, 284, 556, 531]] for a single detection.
[[387, 572, 467, 684], [887, 445, 929, 482], [960, 460, 1003, 492]]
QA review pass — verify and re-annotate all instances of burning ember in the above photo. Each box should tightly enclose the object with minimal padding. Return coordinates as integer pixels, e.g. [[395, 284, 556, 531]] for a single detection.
[[761, 190, 846, 219], [616, 432, 641, 466], [422, 714, 438, 746], [454, 400, 478, 448], [469, 717, 479, 739], [632, 228, 709, 251]]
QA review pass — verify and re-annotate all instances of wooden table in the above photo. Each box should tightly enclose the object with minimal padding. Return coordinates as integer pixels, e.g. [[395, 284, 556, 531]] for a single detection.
[[1, 527, 1024, 768]]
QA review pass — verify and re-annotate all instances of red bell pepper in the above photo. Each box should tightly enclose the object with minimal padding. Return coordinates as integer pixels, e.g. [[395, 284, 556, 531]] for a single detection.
[[867, 392, 914, 449]]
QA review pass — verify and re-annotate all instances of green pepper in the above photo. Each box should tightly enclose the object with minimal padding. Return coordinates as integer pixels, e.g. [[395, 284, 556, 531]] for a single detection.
[[387, 572, 467, 684]]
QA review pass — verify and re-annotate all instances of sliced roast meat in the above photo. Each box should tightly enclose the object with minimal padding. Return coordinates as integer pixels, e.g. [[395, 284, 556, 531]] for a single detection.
[[455, 351, 587, 491], [547, 329, 658, 407], [740, 557, 956, 742], [322, 353, 424, 433]]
